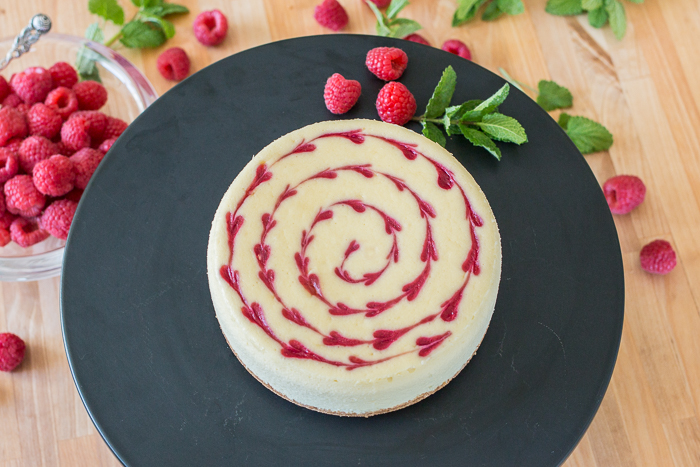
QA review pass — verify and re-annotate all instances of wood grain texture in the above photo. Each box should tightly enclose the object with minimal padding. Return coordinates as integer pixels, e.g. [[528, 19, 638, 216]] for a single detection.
[[1, 0, 699, 465]]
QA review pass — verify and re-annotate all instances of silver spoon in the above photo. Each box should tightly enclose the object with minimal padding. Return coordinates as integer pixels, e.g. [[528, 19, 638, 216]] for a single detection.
[[0, 14, 52, 71]]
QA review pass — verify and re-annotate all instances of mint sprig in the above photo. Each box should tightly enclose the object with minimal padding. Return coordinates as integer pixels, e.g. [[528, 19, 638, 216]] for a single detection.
[[414, 66, 528, 160], [453, 0, 525, 26], [366, 0, 423, 38], [545, 0, 641, 39]]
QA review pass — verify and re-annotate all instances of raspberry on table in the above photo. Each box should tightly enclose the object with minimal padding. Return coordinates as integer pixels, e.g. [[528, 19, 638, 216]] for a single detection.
[[33, 155, 75, 197], [4, 174, 46, 218], [70, 148, 104, 189], [10, 217, 49, 248], [640, 239, 677, 275], [0, 228, 9, 247], [366, 47, 409, 81], [0, 332, 25, 372], [193, 10, 229, 46], [73, 80, 108, 111], [314, 0, 349, 31], [324, 73, 361, 115], [0, 75, 10, 102], [441, 39, 472, 60], [27, 103, 63, 140], [603, 175, 646, 215], [98, 137, 117, 154], [0, 148, 19, 184], [69, 111, 107, 142], [404, 33, 430, 46], [61, 116, 91, 152], [48, 62, 79, 89], [2, 93, 22, 108], [376, 81, 416, 125], [0, 107, 29, 146], [45, 86, 79, 120], [102, 116, 128, 140], [18, 136, 58, 174], [41, 199, 78, 241], [365, 0, 391, 7], [10, 67, 53, 105], [157, 47, 191, 81]]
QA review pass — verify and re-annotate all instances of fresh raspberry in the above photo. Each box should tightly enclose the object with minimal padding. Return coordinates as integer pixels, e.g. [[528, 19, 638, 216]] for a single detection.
[[98, 137, 117, 153], [10, 67, 53, 104], [314, 0, 349, 31], [2, 93, 22, 108], [157, 47, 191, 81], [63, 188, 83, 204], [441, 39, 472, 60], [0, 228, 9, 247], [0, 210, 17, 229], [102, 116, 128, 140], [0, 333, 25, 372], [48, 62, 79, 89], [324, 73, 361, 114], [193, 10, 229, 46], [640, 239, 677, 274], [61, 116, 91, 152], [72, 80, 108, 110], [0, 107, 28, 146], [70, 148, 104, 189], [55, 141, 74, 157], [3, 137, 23, 154], [0, 75, 10, 102], [0, 190, 4, 215], [16, 103, 31, 116], [33, 155, 75, 197], [27, 103, 63, 139], [9, 217, 49, 247], [4, 175, 46, 217], [365, 0, 391, 7], [69, 111, 107, 142], [366, 47, 409, 81], [41, 199, 78, 240], [45, 86, 79, 120], [404, 33, 430, 46], [376, 81, 416, 125], [603, 175, 646, 215], [18, 136, 58, 174], [0, 148, 19, 183]]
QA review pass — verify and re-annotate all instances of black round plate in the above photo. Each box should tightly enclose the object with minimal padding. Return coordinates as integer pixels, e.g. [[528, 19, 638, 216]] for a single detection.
[[61, 35, 623, 467]]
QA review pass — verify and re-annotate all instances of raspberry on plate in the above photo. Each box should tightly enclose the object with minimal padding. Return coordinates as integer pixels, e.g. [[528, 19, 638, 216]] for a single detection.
[[366, 47, 409, 81], [0, 148, 19, 184], [27, 103, 63, 139], [324, 73, 361, 115], [10, 217, 49, 248], [45, 86, 79, 120], [314, 0, 349, 31], [73, 80, 108, 111], [70, 148, 104, 189], [48, 62, 79, 89], [376, 81, 416, 125], [61, 116, 91, 152], [41, 199, 78, 240], [4, 174, 46, 218], [157, 47, 191, 81], [33, 155, 75, 197], [0, 107, 29, 146], [0, 332, 25, 372], [18, 136, 58, 174], [10, 67, 53, 104], [404, 34, 430, 46], [193, 10, 229, 46], [441, 39, 472, 60], [640, 239, 677, 275], [603, 175, 646, 215]]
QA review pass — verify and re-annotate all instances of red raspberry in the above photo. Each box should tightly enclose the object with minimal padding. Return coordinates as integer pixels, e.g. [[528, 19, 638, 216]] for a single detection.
[[366, 0, 391, 7], [27, 103, 63, 139], [324, 73, 361, 114], [45, 86, 79, 120], [640, 239, 677, 275], [69, 110, 107, 142], [0, 228, 9, 247], [0, 333, 25, 372], [70, 148, 104, 189], [98, 137, 117, 153], [73, 80, 108, 110], [63, 188, 83, 204], [10, 67, 53, 104], [55, 141, 74, 157], [441, 39, 472, 60], [193, 10, 229, 46], [0, 148, 19, 184], [603, 175, 646, 215], [2, 93, 22, 108], [376, 81, 416, 125], [157, 47, 191, 81], [48, 62, 79, 89], [61, 116, 91, 152], [41, 199, 78, 240], [0, 107, 28, 146], [0, 75, 10, 102], [3, 137, 23, 154], [18, 136, 58, 174], [4, 175, 46, 217], [314, 0, 349, 31], [10, 217, 49, 247], [102, 116, 128, 140], [0, 190, 4, 215], [0, 210, 17, 229], [33, 155, 75, 197], [404, 33, 430, 46], [366, 47, 409, 81]]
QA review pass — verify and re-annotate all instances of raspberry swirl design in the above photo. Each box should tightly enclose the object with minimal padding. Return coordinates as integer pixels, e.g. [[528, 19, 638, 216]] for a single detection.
[[217, 127, 486, 371]]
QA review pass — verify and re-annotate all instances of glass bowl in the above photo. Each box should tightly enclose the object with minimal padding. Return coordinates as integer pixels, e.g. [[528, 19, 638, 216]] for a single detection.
[[0, 33, 157, 281]]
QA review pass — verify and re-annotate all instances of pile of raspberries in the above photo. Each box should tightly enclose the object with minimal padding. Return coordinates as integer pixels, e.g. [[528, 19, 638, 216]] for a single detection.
[[0, 62, 127, 248]]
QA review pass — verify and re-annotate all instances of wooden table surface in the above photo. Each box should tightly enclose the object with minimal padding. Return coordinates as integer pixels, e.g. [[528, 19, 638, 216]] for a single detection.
[[1, 0, 699, 465]]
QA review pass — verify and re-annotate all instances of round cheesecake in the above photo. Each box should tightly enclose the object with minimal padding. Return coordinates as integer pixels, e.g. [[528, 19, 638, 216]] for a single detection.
[[207, 119, 501, 416]]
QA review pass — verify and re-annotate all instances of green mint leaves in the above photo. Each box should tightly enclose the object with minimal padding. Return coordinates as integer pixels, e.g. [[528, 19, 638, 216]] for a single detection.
[[559, 113, 613, 153], [545, 0, 641, 39], [75, 22, 105, 82], [415, 66, 527, 160], [536, 80, 573, 111], [453, 0, 525, 26], [89, 0, 125, 25], [366, 0, 422, 39]]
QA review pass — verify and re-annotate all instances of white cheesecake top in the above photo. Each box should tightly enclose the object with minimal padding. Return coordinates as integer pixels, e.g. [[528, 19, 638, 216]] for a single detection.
[[207, 119, 501, 415]]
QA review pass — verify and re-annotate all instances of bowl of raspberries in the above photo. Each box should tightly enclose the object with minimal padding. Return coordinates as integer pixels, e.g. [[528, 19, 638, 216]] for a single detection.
[[0, 33, 157, 281]]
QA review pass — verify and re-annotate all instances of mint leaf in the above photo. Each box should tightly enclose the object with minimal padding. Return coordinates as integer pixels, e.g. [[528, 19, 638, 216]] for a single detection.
[[76, 23, 104, 83], [119, 20, 166, 48], [386, 0, 409, 19], [605, 0, 626, 39], [142, 3, 189, 17], [473, 83, 510, 114], [366, 1, 392, 36], [626, 0, 643, 3], [460, 125, 502, 160], [444, 113, 460, 136], [422, 121, 446, 147], [447, 100, 482, 121], [387, 18, 422, 38], [563, 115, 613, 153], [84, 21, 105, 42], [582, 0, 602, 9], [587, 6, 608, 27], [536, 80, 573, 111], [475, 113, 528, 144], [545, 0, 583, 15], [133, 0, 163, 6], [140, 14, 175, 38], [558, 112, 571, 129], [482, 1, 504, 21], [89, 0, 125, 25], [425, 66, 457, 119], [497, 0, 525, 15], [453, 0, 488, 26]]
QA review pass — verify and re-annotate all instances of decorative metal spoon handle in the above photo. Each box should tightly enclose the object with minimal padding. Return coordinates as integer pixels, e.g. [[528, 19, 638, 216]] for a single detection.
[[0, 14, 52, 71]]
